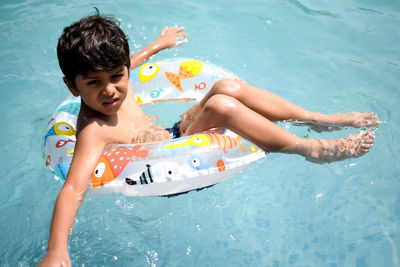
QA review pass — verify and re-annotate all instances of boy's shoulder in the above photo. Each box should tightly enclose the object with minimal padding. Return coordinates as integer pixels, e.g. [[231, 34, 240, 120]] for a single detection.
[[76, 113, 110, 142]]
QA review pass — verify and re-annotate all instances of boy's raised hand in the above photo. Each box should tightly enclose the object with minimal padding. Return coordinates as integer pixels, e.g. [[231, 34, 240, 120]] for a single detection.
[[129, 26, 188, 69], [156, 26, 188, 49]]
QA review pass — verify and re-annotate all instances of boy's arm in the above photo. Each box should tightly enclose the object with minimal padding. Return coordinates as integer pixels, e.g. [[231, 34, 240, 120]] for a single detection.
[[130, 26, 188, 70], [39, 124, 106, 266]]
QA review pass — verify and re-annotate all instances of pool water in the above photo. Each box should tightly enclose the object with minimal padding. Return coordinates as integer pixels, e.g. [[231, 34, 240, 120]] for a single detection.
[[1, 0, 399, 266]]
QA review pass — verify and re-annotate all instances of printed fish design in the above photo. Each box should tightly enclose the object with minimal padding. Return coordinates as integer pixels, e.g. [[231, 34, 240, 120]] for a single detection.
[[45, 154, 51, 167], [56, 139, 74, 148], [194, 82, 206, 91], [165, 133, 245, 153], [138, 63, 160, 82], [165, 60, 203, 92], [57, 162, 71, 181], [188, 155, 210, 171], [92, 145, 148, 188], [217, 159, 226, 172], [44, 122, 76, 145], [150, 87, 164, 99], [125, 161, 181, 185], [249, 145, 258, 154]]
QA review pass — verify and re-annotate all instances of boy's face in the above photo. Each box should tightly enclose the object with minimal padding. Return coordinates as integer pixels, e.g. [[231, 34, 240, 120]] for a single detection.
[[67, 66, 129, 116]]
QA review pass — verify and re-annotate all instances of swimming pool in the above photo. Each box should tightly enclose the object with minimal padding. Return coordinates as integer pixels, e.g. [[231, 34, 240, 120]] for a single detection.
[[0, 0, 399, 266]]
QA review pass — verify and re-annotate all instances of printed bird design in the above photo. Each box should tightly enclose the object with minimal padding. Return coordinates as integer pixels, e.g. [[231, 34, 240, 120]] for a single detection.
[[139, 63, 160, 82], [92, 145, 148, 188], [165, 133, 245, 153], [165, 60, 203, 92]]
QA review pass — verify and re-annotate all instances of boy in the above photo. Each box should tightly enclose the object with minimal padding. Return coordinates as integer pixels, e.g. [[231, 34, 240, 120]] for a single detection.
[[39, 13, 378, 266]]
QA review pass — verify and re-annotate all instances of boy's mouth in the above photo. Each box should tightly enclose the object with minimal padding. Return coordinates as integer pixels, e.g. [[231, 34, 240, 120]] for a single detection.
[[102, 98, 119, 107]]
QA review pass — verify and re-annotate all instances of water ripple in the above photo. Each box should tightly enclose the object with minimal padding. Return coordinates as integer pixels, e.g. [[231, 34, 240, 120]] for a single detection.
[[356, 7, 384, 15], [286, 0, 341, 19]]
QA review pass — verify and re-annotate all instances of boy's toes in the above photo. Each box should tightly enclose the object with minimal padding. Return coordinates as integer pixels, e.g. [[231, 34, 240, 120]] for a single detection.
[[359, 130, 375, 151], [363, 112, 380, 127], [360, 144, 372, 152], [360, 142, 372, 150], [359, 148, 370, 156], [362, 130, 375, 141]]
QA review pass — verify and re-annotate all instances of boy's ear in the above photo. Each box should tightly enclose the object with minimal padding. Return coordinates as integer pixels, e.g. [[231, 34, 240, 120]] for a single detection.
[[63, 77, 80, 97]]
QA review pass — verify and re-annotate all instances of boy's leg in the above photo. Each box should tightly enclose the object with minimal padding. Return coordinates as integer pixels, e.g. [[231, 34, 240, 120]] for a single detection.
[[183, 94, 375, 162], [200, 79, 379, 128], [184, 94, 301, 152]]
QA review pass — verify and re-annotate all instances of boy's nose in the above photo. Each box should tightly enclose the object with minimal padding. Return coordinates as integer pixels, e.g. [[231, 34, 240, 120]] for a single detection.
[[103, 83, 115, 96]]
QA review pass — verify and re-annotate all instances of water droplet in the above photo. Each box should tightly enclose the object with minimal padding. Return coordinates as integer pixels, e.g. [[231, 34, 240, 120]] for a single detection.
[[186, 246, 191, 255]]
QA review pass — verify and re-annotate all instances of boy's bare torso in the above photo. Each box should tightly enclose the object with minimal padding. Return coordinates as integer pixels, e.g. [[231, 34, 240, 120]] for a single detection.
[[76, 86, 171, 144]]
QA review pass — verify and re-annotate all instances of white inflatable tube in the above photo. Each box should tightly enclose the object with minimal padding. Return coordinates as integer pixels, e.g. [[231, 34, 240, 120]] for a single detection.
[[42, 58, 266, 196]]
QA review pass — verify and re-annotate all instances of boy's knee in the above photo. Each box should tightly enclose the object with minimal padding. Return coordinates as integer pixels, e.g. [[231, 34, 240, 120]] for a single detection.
[[203, 94, 237, 121], [212, 79, 242, 98]]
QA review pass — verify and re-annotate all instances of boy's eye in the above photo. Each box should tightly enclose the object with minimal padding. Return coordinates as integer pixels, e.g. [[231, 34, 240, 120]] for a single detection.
[[87, 80, 98, 85], [111, 73, 124, 80]]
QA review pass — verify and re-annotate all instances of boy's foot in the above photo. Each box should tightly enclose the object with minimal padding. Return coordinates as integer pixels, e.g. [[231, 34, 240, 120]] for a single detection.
[[294, 112, 380, 132], [289, 130, 375, 163]]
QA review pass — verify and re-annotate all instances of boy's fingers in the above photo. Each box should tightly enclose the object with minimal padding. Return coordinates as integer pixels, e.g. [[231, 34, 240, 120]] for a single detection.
[[161, 26, 169, 35], [176, 27, 185, 33], [176, 39, 188, 46], [161, 26, 187, 38], [167, 26, 184, 32]]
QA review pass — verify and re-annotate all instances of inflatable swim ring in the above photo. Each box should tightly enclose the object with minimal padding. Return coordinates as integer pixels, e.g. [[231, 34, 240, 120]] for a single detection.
[[42, 58, 267, 196]]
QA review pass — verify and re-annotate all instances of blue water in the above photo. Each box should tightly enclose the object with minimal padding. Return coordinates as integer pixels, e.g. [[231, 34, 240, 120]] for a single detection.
[[0, 0, 399, 266]]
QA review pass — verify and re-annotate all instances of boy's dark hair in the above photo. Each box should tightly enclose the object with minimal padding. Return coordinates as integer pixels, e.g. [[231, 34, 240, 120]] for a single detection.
[[57, 12, 130, 85]]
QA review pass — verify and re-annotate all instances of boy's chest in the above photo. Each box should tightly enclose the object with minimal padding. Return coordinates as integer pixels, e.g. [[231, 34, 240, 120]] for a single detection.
[[103, 100, 169, 144], [109, 111, 148, 144]]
